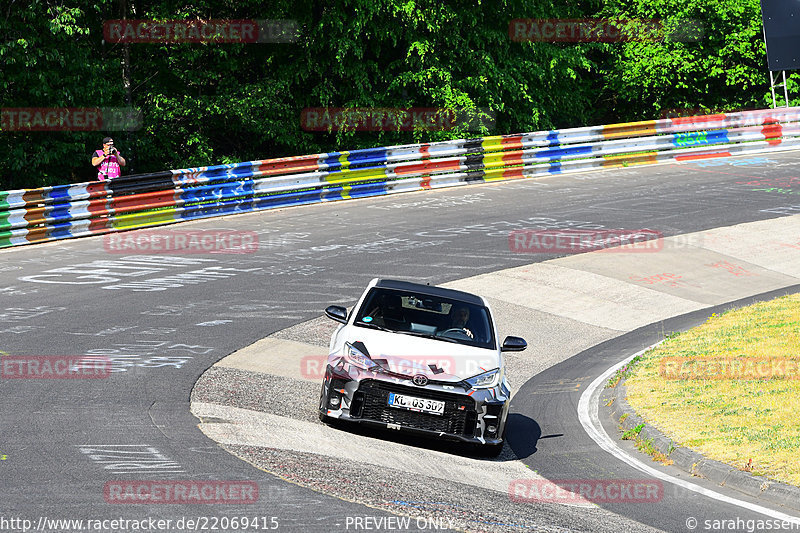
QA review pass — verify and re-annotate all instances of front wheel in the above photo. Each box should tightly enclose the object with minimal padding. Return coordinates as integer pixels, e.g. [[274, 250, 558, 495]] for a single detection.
[[318, 383, 331, 423]]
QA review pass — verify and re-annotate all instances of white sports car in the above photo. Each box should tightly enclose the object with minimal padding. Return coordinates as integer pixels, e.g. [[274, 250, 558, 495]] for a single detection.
[[319, 278, 526, 455]]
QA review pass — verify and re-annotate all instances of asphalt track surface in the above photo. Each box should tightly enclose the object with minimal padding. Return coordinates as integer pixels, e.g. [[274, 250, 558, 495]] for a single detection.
[[2, 152, 800, 532], [513, 286, 800, 532]]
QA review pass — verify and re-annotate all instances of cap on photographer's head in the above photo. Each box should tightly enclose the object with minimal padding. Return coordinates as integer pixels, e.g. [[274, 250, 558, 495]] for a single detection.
[[103, 137, 114, 145]]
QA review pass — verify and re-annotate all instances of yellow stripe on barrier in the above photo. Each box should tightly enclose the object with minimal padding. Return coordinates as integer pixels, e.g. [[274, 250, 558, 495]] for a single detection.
[[482, 151, 508, 166], [481, 136, 506, 152], [323, 167, 388, 184], [483, 165, 526, 182], [602, 120, 657, 139], [601, 152, 659, 167], [112, 208, 178, 230]]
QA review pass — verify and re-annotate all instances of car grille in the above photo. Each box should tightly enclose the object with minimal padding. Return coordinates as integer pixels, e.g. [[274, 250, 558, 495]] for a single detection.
[[352, 379, 477, 436]]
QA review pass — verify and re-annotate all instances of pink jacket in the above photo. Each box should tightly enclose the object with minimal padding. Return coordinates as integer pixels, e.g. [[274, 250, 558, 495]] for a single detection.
[[94, 149, 122, 180]]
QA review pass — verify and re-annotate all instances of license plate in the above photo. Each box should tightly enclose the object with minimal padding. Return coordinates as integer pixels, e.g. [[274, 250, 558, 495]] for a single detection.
[[387, 392, 445, 416]]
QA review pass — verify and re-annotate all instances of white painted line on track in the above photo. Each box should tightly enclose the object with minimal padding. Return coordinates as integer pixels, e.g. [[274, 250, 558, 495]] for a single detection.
[[577, 343, 800, 523]]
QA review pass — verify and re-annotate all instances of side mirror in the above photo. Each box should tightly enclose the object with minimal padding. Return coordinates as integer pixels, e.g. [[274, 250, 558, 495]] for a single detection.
[[501, 336, 527, 352], [325, 305, 348, 324]]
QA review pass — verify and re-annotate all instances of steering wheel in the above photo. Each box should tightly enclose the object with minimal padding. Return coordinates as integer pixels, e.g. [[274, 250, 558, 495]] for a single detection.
[[438, 328, 474, 340]]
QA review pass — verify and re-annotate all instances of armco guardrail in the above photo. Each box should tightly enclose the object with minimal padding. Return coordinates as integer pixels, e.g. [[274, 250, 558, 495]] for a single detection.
[[2, 107, 800, 249]]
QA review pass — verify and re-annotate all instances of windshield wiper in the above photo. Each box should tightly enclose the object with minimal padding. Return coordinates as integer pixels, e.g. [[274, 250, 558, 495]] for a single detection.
[[355, 321, 392, 332], [398, 331, 460, 343]]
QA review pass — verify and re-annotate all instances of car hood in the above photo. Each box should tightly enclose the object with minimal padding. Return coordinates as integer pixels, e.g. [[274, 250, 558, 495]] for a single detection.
[[335, 326, 499, 381]]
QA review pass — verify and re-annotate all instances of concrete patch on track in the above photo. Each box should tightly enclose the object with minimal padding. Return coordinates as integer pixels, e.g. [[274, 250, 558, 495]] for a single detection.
[[444, 263, 705, 332], [222, 444, 658, 533], [557, 244, 798, 306], [194, 402, 554, 499], [215, 337, 327, 382], [681, 218, 800, 278]]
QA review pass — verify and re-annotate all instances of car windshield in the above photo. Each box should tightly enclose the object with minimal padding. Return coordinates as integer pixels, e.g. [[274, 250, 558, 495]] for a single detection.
[[354, 288, 495, 349]]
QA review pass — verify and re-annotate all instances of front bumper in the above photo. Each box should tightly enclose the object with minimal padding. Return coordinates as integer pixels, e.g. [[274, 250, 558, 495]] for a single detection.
[[320, 366, 510, 445]]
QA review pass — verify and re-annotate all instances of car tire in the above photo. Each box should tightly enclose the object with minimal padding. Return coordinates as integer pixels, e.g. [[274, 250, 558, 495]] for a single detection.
[[318, 383, 331, 424]]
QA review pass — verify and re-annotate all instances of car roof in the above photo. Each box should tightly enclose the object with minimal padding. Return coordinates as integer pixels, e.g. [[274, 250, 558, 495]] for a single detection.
[[373, 279, 486, 306]]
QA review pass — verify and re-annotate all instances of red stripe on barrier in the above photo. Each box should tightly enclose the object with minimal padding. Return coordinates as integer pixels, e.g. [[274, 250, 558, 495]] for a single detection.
[[88, 197, 109, 216], [761, 118, 783, 146], [501, 135, 524, 150], [501, 149, 525, 165], [671, 113, 727, 126], [500, 167, 525, 179], [252, 154, 323, 176], [675, 152, 732, 161], [395, 158, 462, 176], [109, 190, 177, 210], [89, 217, 112, 232]]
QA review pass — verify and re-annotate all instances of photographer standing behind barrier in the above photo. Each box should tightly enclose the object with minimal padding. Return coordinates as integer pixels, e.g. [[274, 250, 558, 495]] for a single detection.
[[91, 136, 126, 180]]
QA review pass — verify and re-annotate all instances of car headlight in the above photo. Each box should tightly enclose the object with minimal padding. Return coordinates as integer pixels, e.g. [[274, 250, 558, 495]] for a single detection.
[[465, 368, 502, 389], [344, 342, 376, 370]]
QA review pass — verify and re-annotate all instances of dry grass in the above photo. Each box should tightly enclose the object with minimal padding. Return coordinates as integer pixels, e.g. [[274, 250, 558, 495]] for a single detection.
[[625, 293, 800, 486]]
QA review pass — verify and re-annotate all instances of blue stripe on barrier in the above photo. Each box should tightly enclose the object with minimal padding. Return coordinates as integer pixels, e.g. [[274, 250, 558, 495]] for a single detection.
[[48, 221, 74, 239], [320, 186, 348, 201], [179, 197, 255, 220], [48, 207, 73, 222], [344, 147, 389, 164], [254, 188, 325, 210], [179, 181, 255, 203], [323, 153, 344, 168], [348, 181, 389, 198], [672, 129, 729, 148], [231, 164, 256, 176], [48, 186, 73, 201], [535, 145, 593, 160], [546, 132, 560, 147], [197, 167, 233, 179], [177, 162, 246, 180]]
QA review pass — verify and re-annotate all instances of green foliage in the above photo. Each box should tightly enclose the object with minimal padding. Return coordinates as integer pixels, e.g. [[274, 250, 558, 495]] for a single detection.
[[0, 0, 795, 190], [598, 0, 799, 119], [622, 423, 645, 439]]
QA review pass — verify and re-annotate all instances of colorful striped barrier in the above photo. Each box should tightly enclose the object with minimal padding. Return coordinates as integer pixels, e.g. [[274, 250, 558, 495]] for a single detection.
[[2, 107, 800, 249]]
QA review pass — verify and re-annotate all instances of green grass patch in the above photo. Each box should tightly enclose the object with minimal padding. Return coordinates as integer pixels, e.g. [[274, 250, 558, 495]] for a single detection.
[[624, 294, 800, 485]]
